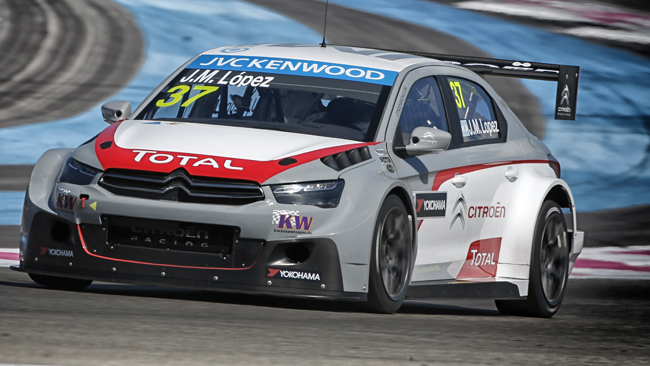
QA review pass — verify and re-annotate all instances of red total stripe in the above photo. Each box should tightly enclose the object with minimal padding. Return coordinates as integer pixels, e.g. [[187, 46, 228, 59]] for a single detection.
[[431, 160, 549, 191], [95, 123, 377, 184], [574, 258, 650, 272]]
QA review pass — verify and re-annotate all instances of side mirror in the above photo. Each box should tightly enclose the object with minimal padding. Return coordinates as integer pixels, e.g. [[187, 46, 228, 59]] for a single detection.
[[101, 101, 131, 124], [396, 127, 451, 156]]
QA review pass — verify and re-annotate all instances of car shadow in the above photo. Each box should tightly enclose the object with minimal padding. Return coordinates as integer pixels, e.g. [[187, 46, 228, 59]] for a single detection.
[[1, 278, 503, 316], [398, 300, 501, 316]]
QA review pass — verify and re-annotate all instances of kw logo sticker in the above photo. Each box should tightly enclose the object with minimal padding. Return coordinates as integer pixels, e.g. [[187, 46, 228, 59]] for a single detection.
[[272, 210, 314, 234], [56, 193, 77, 211]]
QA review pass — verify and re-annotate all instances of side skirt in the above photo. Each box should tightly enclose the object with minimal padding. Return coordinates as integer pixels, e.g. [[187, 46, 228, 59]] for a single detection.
[[406, 280, 524, 300]]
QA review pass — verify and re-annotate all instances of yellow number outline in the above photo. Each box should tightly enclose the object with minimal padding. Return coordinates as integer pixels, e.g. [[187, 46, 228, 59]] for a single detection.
[[450, 81, 466, 109], [156, 85, 190, 107], [155, 85, 220, 108], [181, 85, 219, 107]]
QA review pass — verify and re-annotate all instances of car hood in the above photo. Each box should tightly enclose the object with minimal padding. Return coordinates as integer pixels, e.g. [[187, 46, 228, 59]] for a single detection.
[[93, 120, 373, 184]]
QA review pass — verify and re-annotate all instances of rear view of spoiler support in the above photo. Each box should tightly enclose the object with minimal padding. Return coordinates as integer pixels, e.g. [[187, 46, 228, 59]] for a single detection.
[[381, 49, 580, 120]]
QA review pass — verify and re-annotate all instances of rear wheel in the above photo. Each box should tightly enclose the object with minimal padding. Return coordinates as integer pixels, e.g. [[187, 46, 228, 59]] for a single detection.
[[367, 195, 413, 314], [495, 200, 569, 317], [29, 273, 92, 291]]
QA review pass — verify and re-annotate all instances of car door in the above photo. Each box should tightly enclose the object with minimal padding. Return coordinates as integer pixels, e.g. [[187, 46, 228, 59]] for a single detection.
[[440, 74, 521, 280], [387, 67, 472, 282]]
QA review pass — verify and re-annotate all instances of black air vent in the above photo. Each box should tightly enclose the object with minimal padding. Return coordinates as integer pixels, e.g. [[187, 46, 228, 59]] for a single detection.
[[321, 146, 372, 171], [99, 168, 264, 205]]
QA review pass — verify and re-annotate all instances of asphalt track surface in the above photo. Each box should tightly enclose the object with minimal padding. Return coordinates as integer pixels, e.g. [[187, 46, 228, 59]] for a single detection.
[[0, 267, 648, 365], [0, 1, 649, 364]]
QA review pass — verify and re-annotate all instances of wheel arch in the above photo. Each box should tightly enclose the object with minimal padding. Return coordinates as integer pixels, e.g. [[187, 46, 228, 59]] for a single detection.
[[386, 186, 417, 246], [498, 166, 577, 273], [544, 184, 572, 209]]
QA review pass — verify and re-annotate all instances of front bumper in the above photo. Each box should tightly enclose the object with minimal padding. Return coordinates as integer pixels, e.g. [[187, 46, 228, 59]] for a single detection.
[[14, 206, 366, 301]]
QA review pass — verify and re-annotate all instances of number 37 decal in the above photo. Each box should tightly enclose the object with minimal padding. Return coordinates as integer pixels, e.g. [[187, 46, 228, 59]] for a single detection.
[[449, 81, 466, 109], [156, 85, 220, 108]]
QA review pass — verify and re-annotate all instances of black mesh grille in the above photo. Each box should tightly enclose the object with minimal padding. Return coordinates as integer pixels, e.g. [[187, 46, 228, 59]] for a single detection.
[[99, 168, 264, 205]]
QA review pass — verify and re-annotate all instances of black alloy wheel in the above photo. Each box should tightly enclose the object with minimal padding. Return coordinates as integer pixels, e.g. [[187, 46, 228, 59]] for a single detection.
[[495, 200, 569, 317], [368, 195, 413, 313]]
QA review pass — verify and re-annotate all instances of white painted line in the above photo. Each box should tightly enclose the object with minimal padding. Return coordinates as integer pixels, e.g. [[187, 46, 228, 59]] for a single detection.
[[561, 27, 650, 44], [0, 364, 66, 366], [571, 245, 650, 279], [571, 268, 650, 280], [455, 1, 591, 22]]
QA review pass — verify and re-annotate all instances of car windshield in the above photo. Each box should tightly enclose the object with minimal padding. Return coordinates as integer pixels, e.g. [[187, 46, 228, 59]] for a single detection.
[[135, 68, 393, 142]]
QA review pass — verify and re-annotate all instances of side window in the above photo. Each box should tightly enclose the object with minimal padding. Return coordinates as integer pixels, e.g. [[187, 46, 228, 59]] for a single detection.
[[447, 77, 501, 143], [397, 77, 448, 144]]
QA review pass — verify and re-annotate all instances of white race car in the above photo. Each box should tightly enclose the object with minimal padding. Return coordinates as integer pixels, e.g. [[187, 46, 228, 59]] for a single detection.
[[13, 44, 583, 317]]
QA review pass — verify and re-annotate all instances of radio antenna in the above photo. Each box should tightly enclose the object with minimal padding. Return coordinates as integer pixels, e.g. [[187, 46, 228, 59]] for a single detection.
[[321, 0, 329, 47]]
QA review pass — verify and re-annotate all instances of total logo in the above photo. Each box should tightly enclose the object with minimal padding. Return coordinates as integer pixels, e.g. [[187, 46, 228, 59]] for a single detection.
[[40, 247, 74, 258], [456, 238, 501, 279], [267, 268, 321, 281], [132, 150, 244, 170]]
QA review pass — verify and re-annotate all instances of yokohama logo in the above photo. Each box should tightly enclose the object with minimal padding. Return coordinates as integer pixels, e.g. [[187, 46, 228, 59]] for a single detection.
[[267, 268, 321, 281], [40, 247, 74, 258], [417, 199, 445, 212], [414, 192, 447, 218]]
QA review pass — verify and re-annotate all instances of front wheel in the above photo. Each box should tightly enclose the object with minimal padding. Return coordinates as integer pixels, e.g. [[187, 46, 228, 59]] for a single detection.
[[495, 200, 569, 317], [29, 273, 93, 291], [367, 195, 413, 313]]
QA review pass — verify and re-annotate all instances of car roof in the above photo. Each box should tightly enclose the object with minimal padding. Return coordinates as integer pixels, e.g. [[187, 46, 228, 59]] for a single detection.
[[202, 44, 444, 73]]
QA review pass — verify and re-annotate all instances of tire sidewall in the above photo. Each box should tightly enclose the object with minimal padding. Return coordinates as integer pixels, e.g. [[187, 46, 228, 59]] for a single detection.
[[528, 201, 569, 317], [367, 195, 412, 313]]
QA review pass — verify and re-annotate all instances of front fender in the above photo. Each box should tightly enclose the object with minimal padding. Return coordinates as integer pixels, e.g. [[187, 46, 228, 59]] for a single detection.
[[22, 148, 72, 251], [336, 161, 413, 290], [26, 148, 72, 214]]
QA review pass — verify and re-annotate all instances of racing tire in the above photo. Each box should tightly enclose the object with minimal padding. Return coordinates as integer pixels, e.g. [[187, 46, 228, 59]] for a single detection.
[[29, 273, 93, 291], [367, 195, 413, 314], [495, 200, 569, 318]]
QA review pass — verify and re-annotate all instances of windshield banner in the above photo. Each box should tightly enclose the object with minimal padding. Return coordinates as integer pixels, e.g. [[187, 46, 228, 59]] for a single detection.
[[187, 55, 398, 86]]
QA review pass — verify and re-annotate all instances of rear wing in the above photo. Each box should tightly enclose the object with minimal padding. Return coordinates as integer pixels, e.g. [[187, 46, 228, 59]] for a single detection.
[[378, 49, 580, 120]]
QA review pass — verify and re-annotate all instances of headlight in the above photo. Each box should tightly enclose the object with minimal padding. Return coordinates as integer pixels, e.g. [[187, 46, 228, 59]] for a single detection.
[[58, 157, 100, 185], [271, 180, 344, 208]]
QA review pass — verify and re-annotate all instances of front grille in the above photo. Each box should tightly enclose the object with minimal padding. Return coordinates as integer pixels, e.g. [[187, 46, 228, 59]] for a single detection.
[[105, 215, 234, 255], [99, 168, 264, 205]]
